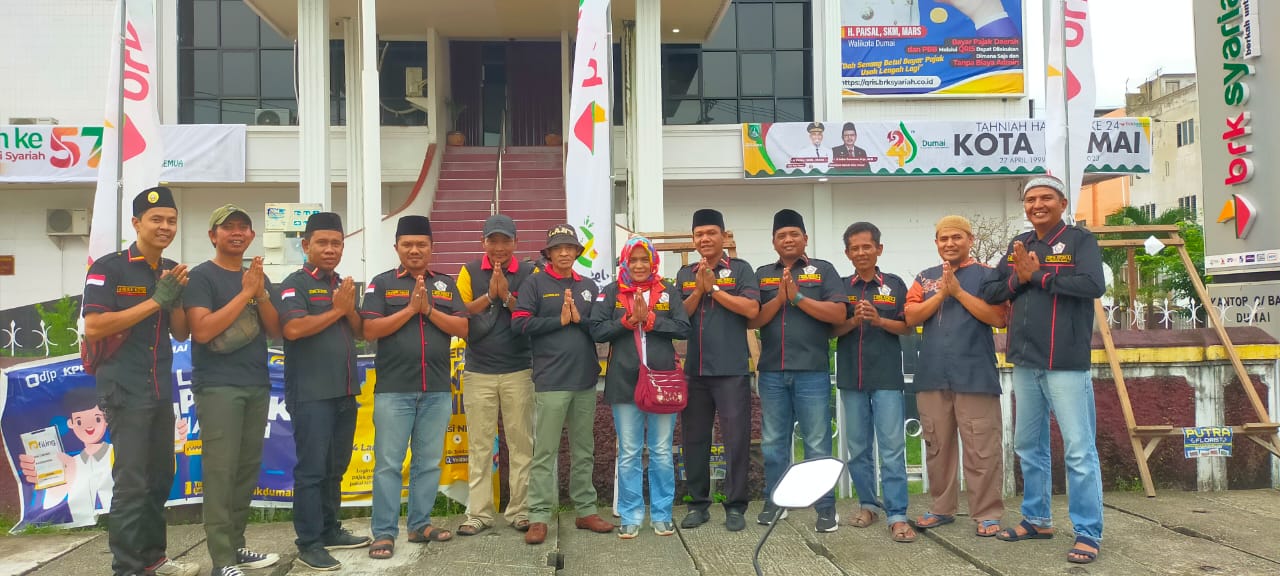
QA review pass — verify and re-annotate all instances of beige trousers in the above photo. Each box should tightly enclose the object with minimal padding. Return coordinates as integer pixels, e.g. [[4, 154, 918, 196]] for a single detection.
[[463, 369, 535, 526], [916, 390, 1005, 522]]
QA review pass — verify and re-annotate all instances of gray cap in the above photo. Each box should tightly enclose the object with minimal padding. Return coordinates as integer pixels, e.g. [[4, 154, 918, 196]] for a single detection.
[[483, 214, 517, 238], [1022, 175, 1067, 199]]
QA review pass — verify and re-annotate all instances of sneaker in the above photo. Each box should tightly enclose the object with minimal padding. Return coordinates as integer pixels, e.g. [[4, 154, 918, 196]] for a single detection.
[[681, 509, 710, 529], [296, 547, 341, 571], [816, 509, 840, 533], [324, 527, 372, 550], [618, 524, 640, 539], [757, 503, 789, 526], [152, 559, 199, 576], [652, 521, 675, 536], [725, 510, 746, 532], [234, 548, 279, 570], [210, 567, 245, 576]]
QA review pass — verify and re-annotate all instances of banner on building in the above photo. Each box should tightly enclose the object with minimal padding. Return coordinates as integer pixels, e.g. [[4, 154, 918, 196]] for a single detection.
[[564, 0, 614, 286], [0, 125, 246, 185], [742, 117, 1150, 179], [841, 0, 1024, 97], [2, 339, 479, 532]]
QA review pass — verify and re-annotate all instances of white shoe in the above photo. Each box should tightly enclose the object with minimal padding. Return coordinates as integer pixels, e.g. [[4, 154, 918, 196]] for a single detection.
[[152, 558, 199, 576]]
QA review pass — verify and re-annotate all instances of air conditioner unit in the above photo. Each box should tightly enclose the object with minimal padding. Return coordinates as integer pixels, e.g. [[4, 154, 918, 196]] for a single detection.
[[9, 117, 58, 125], [254, 108, 290, 126], [47, 209, 89, 236]]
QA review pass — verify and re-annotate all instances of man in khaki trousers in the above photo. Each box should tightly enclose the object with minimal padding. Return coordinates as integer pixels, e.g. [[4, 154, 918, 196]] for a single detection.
[[456, 215, 541, 535], [904, 216, 1009, 538]]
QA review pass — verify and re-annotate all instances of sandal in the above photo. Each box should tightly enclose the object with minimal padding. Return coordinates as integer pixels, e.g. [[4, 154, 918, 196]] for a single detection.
[[850, 509, 878, 528], [890, 521, 917, 543], [457, 520, 488, 537], [368, 538, 394, 559], [996, 519, 1055, 542], [976, 519, 1001, 537], [513, 519, 531, 532], [910, 513, 955, 530], [1067, 536, 1099, 564], [407, 525, 453, 543]]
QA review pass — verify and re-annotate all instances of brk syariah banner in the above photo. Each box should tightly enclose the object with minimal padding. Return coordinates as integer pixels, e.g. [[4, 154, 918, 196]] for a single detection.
[[742, 117, 1150, 178], [2, 339, 479, 532], [841, 0, 1025, 96], [0, 124, 246, 184]]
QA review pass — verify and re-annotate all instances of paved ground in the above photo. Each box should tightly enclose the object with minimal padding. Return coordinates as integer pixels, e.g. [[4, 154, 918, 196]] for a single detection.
[[13, 489, 1280, 575]]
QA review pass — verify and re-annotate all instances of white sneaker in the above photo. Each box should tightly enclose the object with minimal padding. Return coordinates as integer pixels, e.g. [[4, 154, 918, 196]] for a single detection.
[[152, 558, 200, 576]]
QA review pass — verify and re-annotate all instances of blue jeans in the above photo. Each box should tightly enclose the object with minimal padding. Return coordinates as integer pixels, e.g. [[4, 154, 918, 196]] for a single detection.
[[1012, 367, 1103, 541], [612, 403, 677, 526], [839, 389, 908, 525], [759, 371, 835, 512], [371, 392, 453, 539]]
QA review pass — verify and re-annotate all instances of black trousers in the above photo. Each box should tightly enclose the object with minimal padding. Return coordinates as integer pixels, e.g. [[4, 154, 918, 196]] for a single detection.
[[99, 380, 176, 576], [680, 375, 752, 514], [288, 395, 358, 551]]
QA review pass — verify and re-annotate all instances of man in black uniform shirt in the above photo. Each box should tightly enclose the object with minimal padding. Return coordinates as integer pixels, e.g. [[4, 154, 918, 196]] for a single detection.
[[278, 212, 371, 571], [81, 186, 197, 576], [184, 204, 282, 575], [674, 209, 760, 532], [512, 225, 613, 545], [455, 214, 540, 536], [361, 215, 468, 558]]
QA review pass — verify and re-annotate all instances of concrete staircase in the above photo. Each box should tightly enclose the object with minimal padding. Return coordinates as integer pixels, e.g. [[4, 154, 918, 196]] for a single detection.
[[428, 146, 567, 275]]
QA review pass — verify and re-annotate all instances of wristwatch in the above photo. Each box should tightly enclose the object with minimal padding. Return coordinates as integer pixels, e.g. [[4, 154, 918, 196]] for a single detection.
[[711, 285, 721, 293]]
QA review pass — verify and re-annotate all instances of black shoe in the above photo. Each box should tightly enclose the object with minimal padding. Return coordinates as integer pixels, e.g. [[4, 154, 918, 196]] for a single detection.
[[725, 511, 746, 532], [210, 567, 245, 576], [296, 547, 341, 571], [324, 527, 372, 550], [234, 547, 280, 569], [815, 509, 840, 533], [681, 509, 710, 529], [757, 503, 789, 525]]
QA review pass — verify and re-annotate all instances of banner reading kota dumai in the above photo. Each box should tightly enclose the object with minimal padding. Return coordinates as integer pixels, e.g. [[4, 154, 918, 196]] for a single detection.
[[0, 125, 247, 184], [2, 339, 481, 532], [841, 0, 1025, 96], [742, 117, 1150, 179]]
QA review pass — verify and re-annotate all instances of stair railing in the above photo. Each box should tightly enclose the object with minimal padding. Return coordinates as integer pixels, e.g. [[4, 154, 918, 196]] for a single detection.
[[492, 100, 508, 215]]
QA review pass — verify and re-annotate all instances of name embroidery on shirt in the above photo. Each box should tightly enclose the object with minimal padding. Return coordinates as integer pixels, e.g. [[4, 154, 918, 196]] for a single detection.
[[116, 285, 147, 296]]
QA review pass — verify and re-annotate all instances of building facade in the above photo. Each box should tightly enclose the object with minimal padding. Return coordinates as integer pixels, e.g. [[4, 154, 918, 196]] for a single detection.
[[1124, 73, 1201, 223], [2, 0, 1145, 311]]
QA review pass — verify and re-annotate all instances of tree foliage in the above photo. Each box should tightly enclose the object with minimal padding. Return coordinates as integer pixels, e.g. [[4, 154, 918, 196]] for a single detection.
[[1099, 206, 1207, 307]]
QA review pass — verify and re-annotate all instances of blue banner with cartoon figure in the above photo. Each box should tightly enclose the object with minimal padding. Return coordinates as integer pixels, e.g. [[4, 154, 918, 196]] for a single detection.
[[840, 0, 1024, 97]]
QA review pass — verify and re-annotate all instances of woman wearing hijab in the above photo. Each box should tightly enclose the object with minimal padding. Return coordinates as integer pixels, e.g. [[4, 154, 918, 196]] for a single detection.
[[590, 236, 691, 539]]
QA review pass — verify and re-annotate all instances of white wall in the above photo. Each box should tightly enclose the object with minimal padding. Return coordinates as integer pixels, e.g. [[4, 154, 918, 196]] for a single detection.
[[0, 0, 114, 125], [0, 187, 95, 309], [246, 127, 434, 183]]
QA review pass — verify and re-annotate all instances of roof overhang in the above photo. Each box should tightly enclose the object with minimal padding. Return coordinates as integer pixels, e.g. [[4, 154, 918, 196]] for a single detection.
[[247, 0, 731, 43]]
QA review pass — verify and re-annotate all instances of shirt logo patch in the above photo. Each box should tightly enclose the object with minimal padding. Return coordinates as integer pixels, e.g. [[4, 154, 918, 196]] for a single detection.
[[431, 290, 453, 301], [760, 277, 781, 288], [614, 300, 624, 308], [1043, 254, 1073, 264], [365, 283, 377, 294], [803, 265, 817, 275], [597, 292, 608, 302], [1053, 242, 1066, 254], [848, 295, 859, 303], [659, 292, 670, 304], [655, 303, 671, 311], [873, 294, 897, 304], [682, 281, 697, 291], [434, 280, 446, 291], [543, 293, 561, 298], [716, 277, 737, 287], [719, 268, 731, 278], [385, 289, 410, 298], [879, 284, 892, 296], [309, 288, 329, 295], [797, 273, 822, 283], [580, 289, 592, 301], [86, 274, 106, 287], [116, 285, 147, 296], [281, 288, 297, 299]]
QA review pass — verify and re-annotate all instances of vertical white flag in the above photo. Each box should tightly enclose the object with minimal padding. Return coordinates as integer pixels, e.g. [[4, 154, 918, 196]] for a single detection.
[[565, 0, 614, 285], [1045, 0, 1095, 222], [88, 0, 164, 264]]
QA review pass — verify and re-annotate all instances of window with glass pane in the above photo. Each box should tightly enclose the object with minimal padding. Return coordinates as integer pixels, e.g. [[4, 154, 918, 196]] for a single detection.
[[179, 0, 427, 126], [660, 0, 812, 125]]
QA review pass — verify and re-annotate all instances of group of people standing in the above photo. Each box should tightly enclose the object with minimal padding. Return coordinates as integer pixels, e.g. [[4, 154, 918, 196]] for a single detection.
[[79, 174, 1106, 576]]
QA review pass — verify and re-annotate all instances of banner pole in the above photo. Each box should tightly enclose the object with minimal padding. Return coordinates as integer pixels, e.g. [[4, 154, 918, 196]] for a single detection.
[[1059, 0, 1074, 224], [606, 3, 617, 262], [114, 0, 128, 250]]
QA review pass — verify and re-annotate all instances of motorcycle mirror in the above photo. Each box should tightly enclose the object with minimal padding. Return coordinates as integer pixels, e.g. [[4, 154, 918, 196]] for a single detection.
[[770, 457, 845, 508]]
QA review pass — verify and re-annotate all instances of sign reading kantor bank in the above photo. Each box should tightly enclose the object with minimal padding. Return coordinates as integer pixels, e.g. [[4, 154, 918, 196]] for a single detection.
[[0, 124, 246, 183], [742, 118, 1151, 178]]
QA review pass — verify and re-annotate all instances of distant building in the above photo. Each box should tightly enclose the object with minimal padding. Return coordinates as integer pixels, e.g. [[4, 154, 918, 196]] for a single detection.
[[1124, 73, 1201, 223]]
